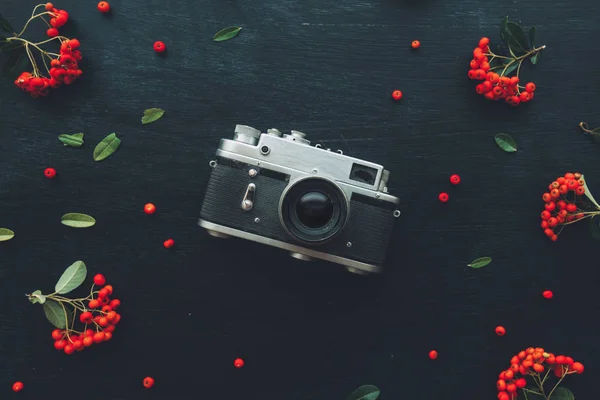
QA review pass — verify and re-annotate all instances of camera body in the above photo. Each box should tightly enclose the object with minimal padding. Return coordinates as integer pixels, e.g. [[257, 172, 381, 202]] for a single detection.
[[198, 125, 401, 275]]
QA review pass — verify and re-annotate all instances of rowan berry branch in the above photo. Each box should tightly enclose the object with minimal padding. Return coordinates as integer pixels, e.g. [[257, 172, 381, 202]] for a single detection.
[[579, 122, 600, 136], [486, 45, 546, 78], [546, 367, 569, 399]]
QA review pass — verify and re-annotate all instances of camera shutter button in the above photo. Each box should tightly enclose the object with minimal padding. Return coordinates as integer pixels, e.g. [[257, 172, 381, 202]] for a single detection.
[[234, 125, 261, 145]]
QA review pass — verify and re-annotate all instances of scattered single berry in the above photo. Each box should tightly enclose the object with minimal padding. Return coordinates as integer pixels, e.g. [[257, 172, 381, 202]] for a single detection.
[[450, 174, 461, 185], [411, 40, 420, 49], [97, 1, 110, 13], [163, 238, 175, 248], [153, 41, 166, 53], [495, 326, 506, 336], [234, 358, 245, 368], [438, 192, 449, 203], [93, 273, 106, 286], [428, 350, 438, 360], [391, 90, 402, 101], [12, 382, 24, 392], [143, 377, 155, 388], [144, 203, 156, 214], [44, 167, 57, 178], [542, 290, 553, 299]]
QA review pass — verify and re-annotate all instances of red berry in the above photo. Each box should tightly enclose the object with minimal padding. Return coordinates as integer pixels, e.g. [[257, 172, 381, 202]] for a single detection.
[[163, 238, 175, 248], [498, 392, 509, 400], [438, 192, 449, 203], [88, 299, 99, 309], [45, 2, 54, 11], [44, 167, 57, 178], [572, 362, 584, 374], [144, 203, 156, 214], [544, 228, 554, 238], [542, 290, 553, 299], [525, 82, 536, 93], [234, 358, 245, 368], [428, 350, 438, 360], [79, 311, 93, 323], [391, 90, 402, 101], [143, 377, 155, 388], [64, 344, 74, 354], [109, 299, 121, 309], [450, 174, 461, 185], [515, 378, 526, 389], [12, 382, 24, 392], [93, 332, 106, 343], [495, 326, 506, 336], [496, 379, 506, 391], [93, 273, 106, 286], [478, 37, 490, 49], [98, 288, 109, 298], [54, 339, 67, 350], [47, 28, 59, 37], [83, 336, 94, 347], [97, 1, 110, 12], [153, 41, 166, 53], [411, 40, 420, 49], [540, 210, 551, 220], [51, 329, 63, 340], [103, 284, 113, 295]]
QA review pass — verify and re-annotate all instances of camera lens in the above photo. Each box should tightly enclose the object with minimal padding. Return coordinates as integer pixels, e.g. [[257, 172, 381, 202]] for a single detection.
[[280, 178, 348, 244], [295, 192, 334, 229]]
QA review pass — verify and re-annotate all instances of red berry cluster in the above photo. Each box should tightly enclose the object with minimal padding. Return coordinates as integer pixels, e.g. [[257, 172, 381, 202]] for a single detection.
[[540, 172, 587, 241], [496, 347, 584, 400], [44, 3, 69, 37], [51, 274, 121, 355], [14, 38, 82, 98], [468, 38, 535, 105]]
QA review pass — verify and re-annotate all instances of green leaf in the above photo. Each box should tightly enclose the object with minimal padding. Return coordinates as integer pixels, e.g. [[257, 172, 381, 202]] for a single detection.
[[58, 133, 84, 147], [0, 40, 23, 53], [29, 290, 47, 304], [347, 385, 380, 400], [141, 108, 165, 124], [530, 53, 540, 65], [2, 48, 28, 79], [43, 300, 67, 329], [0, 14, 14, 33], [529, 26, 536, 47], [61, 213, 96, 228], [500, 16, 509, 43], [93, 133, 121, 161], [0, 227, 15, 241], [54, 260, 87, 294], [589, 217, 600, 240], [503, 21, 529, 54], [550, 387, 574, 400], [580, 174, 600, 210], [494, 133, 518, 152], [213, 26, 242, 42], [467, 257, 492, 269]]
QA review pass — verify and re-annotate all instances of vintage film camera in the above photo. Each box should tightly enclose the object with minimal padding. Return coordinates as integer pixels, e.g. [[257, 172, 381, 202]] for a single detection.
[[198, 125, 401, 275]]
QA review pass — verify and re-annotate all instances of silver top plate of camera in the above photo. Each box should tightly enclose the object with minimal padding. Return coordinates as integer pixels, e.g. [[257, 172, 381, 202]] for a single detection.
[[218, 124, 399, 204]]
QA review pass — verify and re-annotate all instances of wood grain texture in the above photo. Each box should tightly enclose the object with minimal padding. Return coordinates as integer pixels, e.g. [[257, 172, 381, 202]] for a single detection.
[[1, 0, 600, 398]]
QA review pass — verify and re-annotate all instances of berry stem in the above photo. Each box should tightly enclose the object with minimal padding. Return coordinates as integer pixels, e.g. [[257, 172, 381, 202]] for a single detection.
[[546, 367, 569, 399], [579, 122, 600, 136], [485, 44, 546, 77], [15, 12, 54, 37]]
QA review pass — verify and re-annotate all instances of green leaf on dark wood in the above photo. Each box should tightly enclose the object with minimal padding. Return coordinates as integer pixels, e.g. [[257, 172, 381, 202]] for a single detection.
[[0, 40, 23, 53], [500, 16, 509, 43], [580, 175, 600, 210], [2, 48, 28, 79], [43, 300, 67, 329], [141, 108, 165, 124], [503, 22, 529, 55], [58, 133, 84, 147], [551, 387, 575, 400], [347, 385, 380, 400], [54, 260, 87, 294], [0, 14, 14, 33], [213, 26, 242, 42], [29, 290, 47, 304], [501, 62, 518, 76], [495, 133, 518, 152], [61, 213, 96, 228], [93, 133, 121, 161], [0, 227, 15, 241], [467, 257, 492, 269], [530, 53, 540, 65], [589, 217, 600, 240], [529, 26, 536, 47]]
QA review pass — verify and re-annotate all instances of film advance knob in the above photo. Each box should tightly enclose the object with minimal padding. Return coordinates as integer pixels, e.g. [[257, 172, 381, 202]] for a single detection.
[[233, 125, 262, 145], [284, 130, 310, 145]]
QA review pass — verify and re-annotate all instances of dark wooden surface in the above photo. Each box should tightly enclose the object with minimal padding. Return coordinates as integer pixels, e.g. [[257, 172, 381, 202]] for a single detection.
[[1, 0, 600, 398]]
